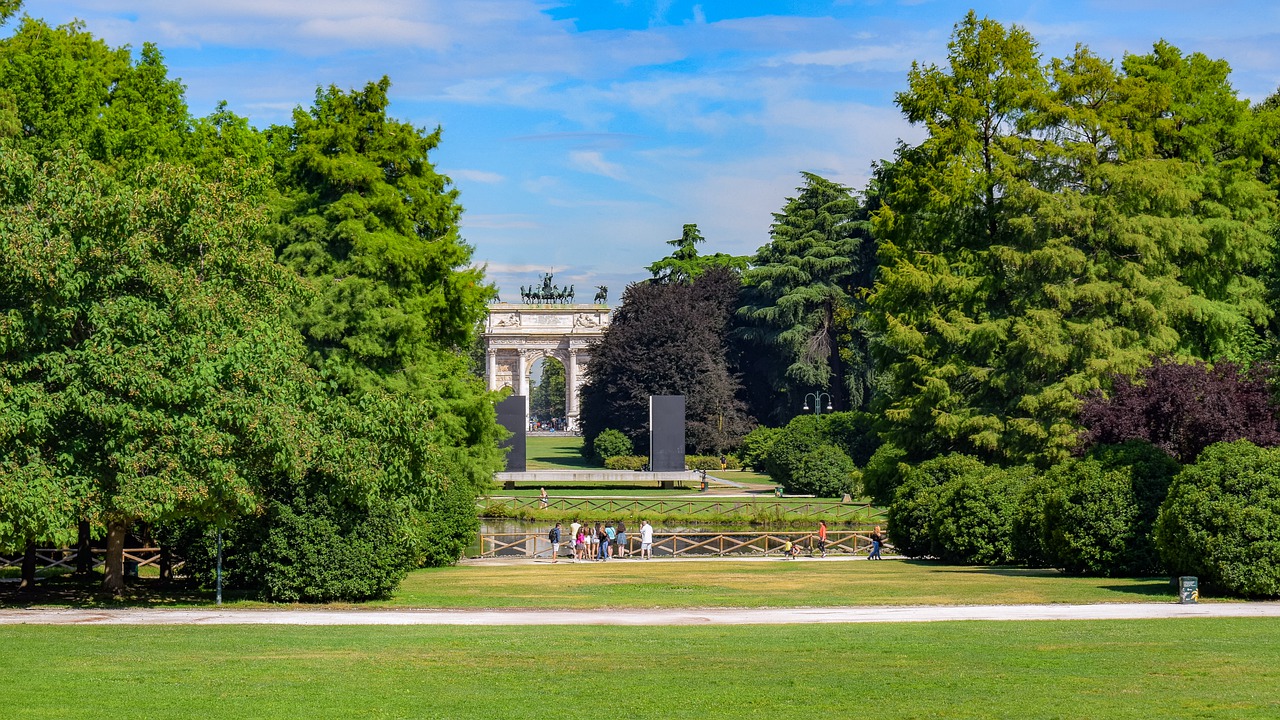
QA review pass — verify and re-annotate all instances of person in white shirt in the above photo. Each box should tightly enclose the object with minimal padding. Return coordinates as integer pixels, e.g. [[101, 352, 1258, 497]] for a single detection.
[[639, 519, 654, 560]]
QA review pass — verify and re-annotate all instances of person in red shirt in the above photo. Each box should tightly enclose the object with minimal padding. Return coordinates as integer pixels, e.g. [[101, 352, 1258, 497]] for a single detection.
[[817, 520, 828, 558]]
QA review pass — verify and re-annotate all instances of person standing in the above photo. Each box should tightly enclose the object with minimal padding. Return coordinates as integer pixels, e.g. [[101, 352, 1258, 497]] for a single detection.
[[868, 525, 884, 560], [539, 487, 548, 509], [570, 519, 582, 545], [817, 520, 828, 558], [615, 521, 628, 558], [575, 527, 586, 561], [548, 522, 562, 563], [605, 522, 618, 559], [639, 519, 654, 559], [597, 523, 609, 561]]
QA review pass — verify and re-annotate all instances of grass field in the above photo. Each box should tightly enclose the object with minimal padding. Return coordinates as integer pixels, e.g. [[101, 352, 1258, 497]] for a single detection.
[[524, 434, 594, 469], [3, 620, 1278, 718], [4, 559, 1184, 609], [378, 560, 1178, 608]]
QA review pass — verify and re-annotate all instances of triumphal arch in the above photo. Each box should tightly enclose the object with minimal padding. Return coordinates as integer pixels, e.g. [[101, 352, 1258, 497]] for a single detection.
[[483, 274, 611, 431]]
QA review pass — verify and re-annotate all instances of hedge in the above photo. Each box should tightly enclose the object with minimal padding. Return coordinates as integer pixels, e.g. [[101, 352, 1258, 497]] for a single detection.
[[1156, 440, 1280, 597]]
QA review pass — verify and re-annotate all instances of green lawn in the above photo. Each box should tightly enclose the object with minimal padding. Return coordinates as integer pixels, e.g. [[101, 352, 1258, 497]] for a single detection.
[[377, 560, 1178, 608], [3, 620, 1277, 718], [4, 559, 1184, 609], [524, 434, 594, 469]]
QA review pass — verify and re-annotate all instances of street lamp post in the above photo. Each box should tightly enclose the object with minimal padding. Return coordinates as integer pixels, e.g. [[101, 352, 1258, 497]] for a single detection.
[[803, 391, 832, 415]]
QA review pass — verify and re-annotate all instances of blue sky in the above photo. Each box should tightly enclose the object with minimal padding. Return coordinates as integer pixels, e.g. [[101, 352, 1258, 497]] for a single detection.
[[19, 1, 1280, 301]]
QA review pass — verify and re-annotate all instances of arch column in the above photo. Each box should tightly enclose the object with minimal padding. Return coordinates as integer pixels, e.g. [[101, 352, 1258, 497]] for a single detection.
[[565, 349, 579, 430], [486, 349, 497, 392]]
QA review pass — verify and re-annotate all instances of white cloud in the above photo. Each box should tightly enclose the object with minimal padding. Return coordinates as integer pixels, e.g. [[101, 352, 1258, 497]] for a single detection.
[[451, 169, 506, 184], [568, 150, 627, 180]]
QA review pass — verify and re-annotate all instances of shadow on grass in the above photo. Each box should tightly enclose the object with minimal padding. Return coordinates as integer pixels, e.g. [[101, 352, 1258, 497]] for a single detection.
[[0, 575, 245, 609], [525, 453, 596, 470], [901, 560, 1175, 597]]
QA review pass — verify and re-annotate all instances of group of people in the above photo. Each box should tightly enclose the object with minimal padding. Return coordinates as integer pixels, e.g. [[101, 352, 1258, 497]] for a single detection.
[[546, 519, 655, 562], [545, 520, 885, 562], [778, 521, 885, 560]]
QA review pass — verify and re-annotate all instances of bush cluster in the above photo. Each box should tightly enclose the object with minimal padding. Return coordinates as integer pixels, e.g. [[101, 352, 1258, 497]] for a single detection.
[[687, 455, 742, 471], [604, 455, 648, 471], [602, 455, 743, 471], [887, 443, 1178, 576], [758, 412, 873, 498], [591, 428, 633, 463], [1155, 440, 1280, 597]]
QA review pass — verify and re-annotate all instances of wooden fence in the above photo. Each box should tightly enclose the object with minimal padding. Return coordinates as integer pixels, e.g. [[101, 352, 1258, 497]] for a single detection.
[[0, 547, 178, 573], [476, 530, 891, 559], [482, 496, 886, 522]]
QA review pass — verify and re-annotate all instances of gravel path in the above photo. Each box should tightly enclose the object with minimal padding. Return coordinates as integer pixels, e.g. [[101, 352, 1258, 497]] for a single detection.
[[3, 602, 1279, 626]]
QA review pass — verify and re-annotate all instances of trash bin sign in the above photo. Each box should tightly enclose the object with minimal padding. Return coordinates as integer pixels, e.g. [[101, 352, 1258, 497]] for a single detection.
[[1178, 576, 1198, 604]]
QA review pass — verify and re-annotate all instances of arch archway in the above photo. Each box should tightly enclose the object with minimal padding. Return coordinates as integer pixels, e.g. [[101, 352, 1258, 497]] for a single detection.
[[483, 303, 610, 432]]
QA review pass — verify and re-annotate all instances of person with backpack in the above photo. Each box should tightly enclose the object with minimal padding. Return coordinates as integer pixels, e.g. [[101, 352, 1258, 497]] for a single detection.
[[548, 522, 562, 563]]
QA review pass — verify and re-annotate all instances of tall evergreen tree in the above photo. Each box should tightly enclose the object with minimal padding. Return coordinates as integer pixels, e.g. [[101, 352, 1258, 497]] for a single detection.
[[647, 223, 748, 284], [736, 172, 877, 424], [266, 76, 503, 489], [868, 13, 1276, 465]]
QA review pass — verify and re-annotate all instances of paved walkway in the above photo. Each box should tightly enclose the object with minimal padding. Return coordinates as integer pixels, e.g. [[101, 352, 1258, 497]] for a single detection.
[[4, 602, 1278, 626]]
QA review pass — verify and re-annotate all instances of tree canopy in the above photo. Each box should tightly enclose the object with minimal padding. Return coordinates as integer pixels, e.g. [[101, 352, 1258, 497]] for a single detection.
[[736, 172, 877, 423], [580, 268, 753, 455], [867, 12, 1277, 465]]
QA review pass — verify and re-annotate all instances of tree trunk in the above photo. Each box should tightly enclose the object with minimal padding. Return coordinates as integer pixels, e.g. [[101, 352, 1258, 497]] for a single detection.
[[75, 520, 92, 576], [18, 541, 37, 592], [159, 543, 172, 584], [102, 520, 127, 594]]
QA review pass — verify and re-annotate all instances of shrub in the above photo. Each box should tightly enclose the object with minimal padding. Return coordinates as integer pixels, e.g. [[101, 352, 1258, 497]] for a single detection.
[[592, 429, 633, 462], [237, 494, 418, 602], [817, 411, 882, 466], [686, 455, 742, 471], [932, 465, 1031, 565], [604, 455, 647, 471], [739, 426, 781, 471], [785, 445, 857, 498], [419, 481, 481, 568], [1040, 459, 1143, 577], [1036, 442, 1180, 577], [1011, 473, 1056, 568], [887, 454, 989, 559], [762, 415, 824, 483], [1156, 440, 1280, 597], [861, 442, 908, 506]]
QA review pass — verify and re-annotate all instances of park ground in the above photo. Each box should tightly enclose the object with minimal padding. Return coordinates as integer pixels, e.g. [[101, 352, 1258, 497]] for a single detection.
[[5, 438, 1275, 718], [4, 559, 1280, 718]]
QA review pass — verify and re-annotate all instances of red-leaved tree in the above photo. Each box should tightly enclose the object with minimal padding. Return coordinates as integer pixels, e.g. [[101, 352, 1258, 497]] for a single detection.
[[1079, 359, 1280, 462]]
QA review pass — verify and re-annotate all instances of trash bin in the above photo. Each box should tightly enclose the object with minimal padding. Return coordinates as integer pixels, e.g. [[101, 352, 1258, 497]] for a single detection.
[[1178, 576, 1198, 604]]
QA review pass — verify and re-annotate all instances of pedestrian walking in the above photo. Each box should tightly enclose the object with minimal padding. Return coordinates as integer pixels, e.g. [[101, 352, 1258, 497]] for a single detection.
[[868, 525, 884, 560], [817, 520, 828, 558], [639, 519, 653, 559], [548, 522, 561, 563], [596, 523, 609, 561]]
